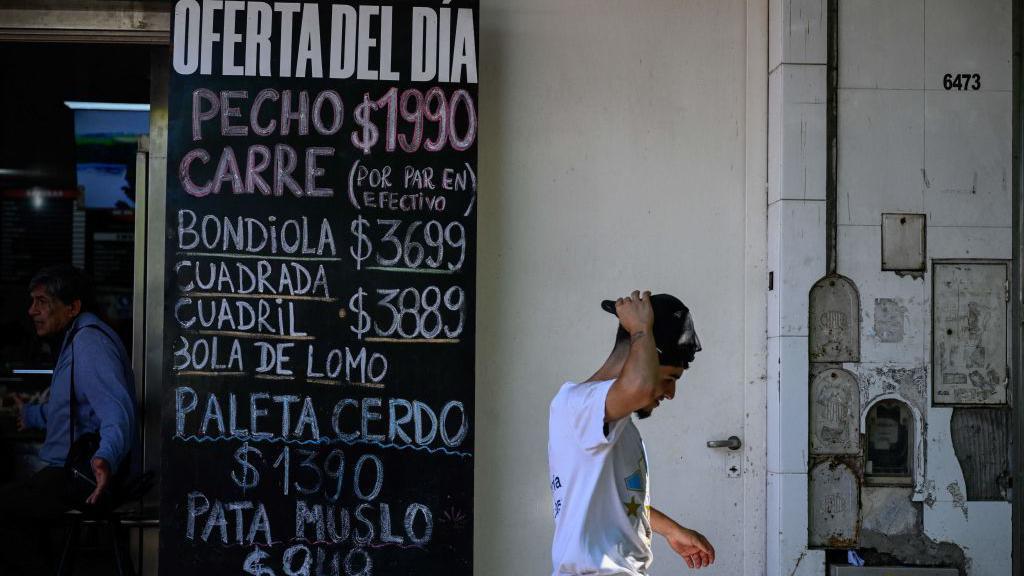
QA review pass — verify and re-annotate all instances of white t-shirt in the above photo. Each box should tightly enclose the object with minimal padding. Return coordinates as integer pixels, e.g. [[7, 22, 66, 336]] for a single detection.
[[548, 380, 653, 576]]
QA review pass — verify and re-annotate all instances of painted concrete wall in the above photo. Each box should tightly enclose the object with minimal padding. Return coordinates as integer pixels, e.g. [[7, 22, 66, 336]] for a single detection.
[[767, 0, 828, 572], [768, 0, 1013, 574], [837, 1, 1012, 574], [476, 1, 766, 574]]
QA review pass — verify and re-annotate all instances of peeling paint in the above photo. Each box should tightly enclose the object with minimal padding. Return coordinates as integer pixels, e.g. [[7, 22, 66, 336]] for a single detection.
[[946, 483, 968, 520], [858, 365, 928, 415], [918, 480, 938, 508], [861, 487, 920, 535], [859, 530, 967, 576], [894, 269, 925, 280], [873, 298, 906, 343]]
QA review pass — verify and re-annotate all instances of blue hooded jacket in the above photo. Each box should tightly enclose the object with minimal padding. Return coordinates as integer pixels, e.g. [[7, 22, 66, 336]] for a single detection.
[[21, 312, 137, 474]]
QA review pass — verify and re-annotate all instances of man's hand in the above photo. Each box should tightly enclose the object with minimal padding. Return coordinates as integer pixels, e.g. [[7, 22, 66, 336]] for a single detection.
[[86, 457, 111, 505], [615, 290, 654, 335], [11, 394, 26, 432], [665, 526, 715, 569]]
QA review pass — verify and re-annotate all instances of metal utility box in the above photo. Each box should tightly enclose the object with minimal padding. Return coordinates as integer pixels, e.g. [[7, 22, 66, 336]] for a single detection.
[[809, 275, 861, 363], [810, 369, 860, 455], [864, 400, 914, 485], [831, 568, 958, 576], [932, 261, 1009, 405], [809, 461, 860, 547], [881, 213, 926, 272]]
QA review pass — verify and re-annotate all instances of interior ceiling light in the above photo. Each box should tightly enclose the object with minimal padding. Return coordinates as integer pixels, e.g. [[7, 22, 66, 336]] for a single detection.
[[64, 101, 151, 112]]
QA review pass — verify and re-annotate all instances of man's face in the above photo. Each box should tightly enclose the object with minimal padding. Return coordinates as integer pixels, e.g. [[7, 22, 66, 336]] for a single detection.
[[28, 286, 79, 337], [636, 365, 684, 419]]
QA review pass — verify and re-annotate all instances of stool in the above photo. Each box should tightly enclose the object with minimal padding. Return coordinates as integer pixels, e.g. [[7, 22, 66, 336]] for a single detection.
[[57, 508, 135, 576], [55, 471, 155, 575]]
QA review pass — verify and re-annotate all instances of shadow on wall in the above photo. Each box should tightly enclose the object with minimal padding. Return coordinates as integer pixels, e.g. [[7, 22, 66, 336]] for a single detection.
[[473, 10, 517, 571]]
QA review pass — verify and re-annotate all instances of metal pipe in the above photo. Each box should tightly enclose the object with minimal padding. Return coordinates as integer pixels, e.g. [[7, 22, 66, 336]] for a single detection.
[[826, 0, 838, 276]]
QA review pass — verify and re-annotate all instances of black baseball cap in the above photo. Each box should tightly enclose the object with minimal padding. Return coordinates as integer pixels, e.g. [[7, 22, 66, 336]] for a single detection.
[[601, 293, 702, 367]]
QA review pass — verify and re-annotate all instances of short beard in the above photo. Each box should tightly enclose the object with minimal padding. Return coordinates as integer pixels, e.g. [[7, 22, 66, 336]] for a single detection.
[[635, 408, 653, 420]]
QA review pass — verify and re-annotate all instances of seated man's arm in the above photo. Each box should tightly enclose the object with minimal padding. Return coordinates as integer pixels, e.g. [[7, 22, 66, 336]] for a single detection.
[[18, 396, 47, 430], [650, 506, 715, 570], [75, 332, 135, 475], [605, 291, 659, 422]]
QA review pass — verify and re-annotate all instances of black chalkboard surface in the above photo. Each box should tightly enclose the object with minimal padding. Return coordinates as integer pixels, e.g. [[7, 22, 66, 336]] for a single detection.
[[159, 3, 477, 574]]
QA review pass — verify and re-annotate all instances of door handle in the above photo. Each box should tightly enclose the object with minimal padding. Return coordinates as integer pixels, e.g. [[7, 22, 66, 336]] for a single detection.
[[706, 436, 742, 450]]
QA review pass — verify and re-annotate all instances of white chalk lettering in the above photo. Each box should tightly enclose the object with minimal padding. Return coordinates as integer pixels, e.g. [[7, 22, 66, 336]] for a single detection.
[[177, 210, 336, 255], [175, 388, 470, 450], [185, 491, 272, 546]]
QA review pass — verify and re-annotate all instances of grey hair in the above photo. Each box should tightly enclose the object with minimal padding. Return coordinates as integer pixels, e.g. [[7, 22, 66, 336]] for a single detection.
[[28, 265, 94, 310]]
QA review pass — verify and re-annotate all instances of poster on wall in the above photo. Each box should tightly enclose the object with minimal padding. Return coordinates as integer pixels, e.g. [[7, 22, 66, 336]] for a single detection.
[[160, 2, 478, 574]]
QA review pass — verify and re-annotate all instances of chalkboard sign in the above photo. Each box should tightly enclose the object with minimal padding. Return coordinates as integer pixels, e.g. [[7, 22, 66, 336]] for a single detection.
[[159, 3, 478, 575]]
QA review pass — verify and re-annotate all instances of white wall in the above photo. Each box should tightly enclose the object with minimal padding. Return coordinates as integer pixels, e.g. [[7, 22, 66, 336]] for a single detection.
[[476, 1, 766, 574], [767, 0, 828, 573], [768, 1, 1014, 575], [837, 1, 1013, 574]]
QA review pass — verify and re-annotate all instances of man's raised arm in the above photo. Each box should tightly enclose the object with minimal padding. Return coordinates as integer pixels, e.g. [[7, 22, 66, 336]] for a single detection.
[[604, 290, 659, 422]]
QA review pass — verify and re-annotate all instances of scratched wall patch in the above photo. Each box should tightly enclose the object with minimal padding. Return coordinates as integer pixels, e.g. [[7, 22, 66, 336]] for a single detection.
[[873, 298, 906, 343]]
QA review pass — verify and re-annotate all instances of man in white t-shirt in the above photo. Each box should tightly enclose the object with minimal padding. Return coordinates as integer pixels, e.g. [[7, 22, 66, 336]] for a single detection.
[[548, 290, 715, 575]]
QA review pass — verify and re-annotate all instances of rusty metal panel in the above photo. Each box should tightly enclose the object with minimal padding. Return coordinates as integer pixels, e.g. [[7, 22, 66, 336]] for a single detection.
[[809, 274, 861, 362], [809, 461, 860, 547], [950, 408, 1010, 501], [810, 368, 860, 455], [933, 261, 1009, 405], [881, 213, 926, 272]]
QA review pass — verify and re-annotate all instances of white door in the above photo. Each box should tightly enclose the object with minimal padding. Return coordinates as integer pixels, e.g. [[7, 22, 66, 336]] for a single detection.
[[474, 1, 767, 574]]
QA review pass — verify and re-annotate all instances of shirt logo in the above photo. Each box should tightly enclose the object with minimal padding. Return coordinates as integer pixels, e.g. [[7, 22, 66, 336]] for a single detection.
[[623, 496, 642, 518], [624, 458, 645, 492]]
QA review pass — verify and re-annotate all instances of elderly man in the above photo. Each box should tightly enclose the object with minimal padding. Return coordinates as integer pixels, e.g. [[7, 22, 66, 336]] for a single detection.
[[0, 265, 136, 575], [548, 291, 715, 575]]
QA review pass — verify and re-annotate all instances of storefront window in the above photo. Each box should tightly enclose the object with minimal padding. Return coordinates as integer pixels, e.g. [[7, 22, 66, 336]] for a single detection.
[[0, 42, 151, 481]]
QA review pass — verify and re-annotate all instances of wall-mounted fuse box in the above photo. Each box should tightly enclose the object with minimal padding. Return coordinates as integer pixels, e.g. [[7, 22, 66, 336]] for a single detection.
[[933, 261, 1009, 406], [881, 213, 926, 272]]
